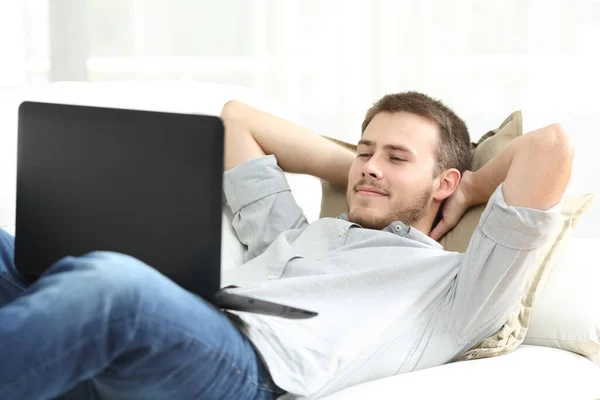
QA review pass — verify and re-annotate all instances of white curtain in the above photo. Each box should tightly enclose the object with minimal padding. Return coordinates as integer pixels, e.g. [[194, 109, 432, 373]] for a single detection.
[[1, 0, 599, 235]]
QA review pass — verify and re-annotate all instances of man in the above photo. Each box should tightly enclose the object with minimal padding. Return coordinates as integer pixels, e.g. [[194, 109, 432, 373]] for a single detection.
[[0, 92, 573, 400]]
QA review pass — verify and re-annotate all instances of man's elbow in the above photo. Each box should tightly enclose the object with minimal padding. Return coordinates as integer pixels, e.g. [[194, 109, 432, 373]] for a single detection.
[[220, 99, 243, 120], [540, 123, 576, 161], [503, 123, 575, 210], [528, 123, 576, 179]]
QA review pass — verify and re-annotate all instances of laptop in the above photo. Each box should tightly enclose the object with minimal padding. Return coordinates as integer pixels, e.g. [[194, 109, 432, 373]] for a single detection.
[[14, 101, 317, 320]]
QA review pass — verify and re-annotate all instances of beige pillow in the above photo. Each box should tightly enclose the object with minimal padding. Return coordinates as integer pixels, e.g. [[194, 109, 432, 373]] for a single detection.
[[320, 111, 595, 361]]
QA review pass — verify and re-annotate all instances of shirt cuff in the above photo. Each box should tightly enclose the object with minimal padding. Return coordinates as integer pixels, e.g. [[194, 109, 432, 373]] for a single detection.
[[223, 155, 291, 214], [479, 183, 563, 250]]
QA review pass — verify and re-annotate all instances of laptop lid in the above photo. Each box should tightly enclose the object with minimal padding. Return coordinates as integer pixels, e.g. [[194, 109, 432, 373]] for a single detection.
[[15, 101, 223, 298]]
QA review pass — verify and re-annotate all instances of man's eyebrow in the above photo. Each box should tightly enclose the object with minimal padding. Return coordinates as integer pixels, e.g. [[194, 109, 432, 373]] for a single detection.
[[357, 139, 415, 156]]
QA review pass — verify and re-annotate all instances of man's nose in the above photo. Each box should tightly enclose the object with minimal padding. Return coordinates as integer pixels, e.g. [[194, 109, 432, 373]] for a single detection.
[[362, 156, 383, 179]]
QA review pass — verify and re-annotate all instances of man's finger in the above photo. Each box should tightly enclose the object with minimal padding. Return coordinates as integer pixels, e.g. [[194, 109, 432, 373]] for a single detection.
[[429, 221, 448, 241]]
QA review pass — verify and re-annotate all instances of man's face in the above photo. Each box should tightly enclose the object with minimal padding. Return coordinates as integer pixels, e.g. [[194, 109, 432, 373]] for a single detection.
[[346, 111, 440, 230]]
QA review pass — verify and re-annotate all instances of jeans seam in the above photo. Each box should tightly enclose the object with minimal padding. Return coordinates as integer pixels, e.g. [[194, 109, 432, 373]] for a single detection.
[[0, 271, 27, 291], [146, 336, 278, 399], [0, 318, 131, 399], [136, 308, 280, 394]]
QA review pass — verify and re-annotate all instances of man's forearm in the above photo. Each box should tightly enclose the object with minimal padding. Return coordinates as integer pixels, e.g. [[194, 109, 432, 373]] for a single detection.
[[466, 123, 574, 210], [221, 100, 355, 186]]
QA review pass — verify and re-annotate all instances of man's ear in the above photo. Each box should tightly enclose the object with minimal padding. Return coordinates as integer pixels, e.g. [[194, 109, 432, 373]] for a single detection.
[[433, 169, 461, 202]]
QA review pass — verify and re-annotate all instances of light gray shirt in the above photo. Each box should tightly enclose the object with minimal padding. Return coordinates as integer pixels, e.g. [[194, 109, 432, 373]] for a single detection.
[[222, 155, 561, 399]]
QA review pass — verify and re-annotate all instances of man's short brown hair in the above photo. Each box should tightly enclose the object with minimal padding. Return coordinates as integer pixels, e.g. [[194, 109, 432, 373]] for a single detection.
[[361, 91, 471, 175]]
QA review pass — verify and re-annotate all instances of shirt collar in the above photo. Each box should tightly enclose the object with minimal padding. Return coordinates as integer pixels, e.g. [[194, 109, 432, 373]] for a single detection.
[[336, 213, 443, 249]]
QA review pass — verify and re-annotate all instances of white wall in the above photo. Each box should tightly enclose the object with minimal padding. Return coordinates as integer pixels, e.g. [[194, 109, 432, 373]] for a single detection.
[[1, 0, 599, 236]]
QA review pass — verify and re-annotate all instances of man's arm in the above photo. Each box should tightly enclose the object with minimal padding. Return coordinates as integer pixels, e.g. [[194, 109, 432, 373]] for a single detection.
[[442, 124, 574, 345], [465, 123, 575, 210], [220, 101, 355, 263], [430, 123, 574, 241], [221, 100, 354, 185]]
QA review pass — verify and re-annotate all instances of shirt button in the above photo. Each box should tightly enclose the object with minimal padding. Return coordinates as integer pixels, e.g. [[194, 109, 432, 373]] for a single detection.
[[267, 274, 276, 280], [394, 225, 402, 232], [339, 229, 346, 236]]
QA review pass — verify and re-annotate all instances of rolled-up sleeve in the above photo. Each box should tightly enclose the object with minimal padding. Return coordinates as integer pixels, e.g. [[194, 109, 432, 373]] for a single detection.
[[445, 183, 562, 342], [223, 155, 309, 262]]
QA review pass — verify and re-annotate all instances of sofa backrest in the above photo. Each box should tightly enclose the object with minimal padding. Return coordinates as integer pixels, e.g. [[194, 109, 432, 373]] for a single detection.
[[0, 81, 322, 229]]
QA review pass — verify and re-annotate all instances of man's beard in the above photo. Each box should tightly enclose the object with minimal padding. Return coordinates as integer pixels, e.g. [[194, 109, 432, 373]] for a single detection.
[[346, 184, 432, 230]]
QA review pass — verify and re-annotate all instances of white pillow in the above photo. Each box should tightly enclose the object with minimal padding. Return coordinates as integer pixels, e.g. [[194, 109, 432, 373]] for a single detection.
[[524, 237, 600, 365], [284, 172, 322, 224]]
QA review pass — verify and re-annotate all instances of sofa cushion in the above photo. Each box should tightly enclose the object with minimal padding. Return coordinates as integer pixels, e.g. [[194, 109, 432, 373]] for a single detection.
[[318, 346, 600, 400]]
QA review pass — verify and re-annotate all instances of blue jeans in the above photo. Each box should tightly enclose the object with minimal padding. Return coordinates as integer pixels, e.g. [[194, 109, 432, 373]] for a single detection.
[[0, 229, 285, 400]]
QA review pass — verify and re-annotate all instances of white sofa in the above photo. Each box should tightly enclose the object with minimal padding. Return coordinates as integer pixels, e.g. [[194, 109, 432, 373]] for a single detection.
[[0, 81, 598, 399]]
